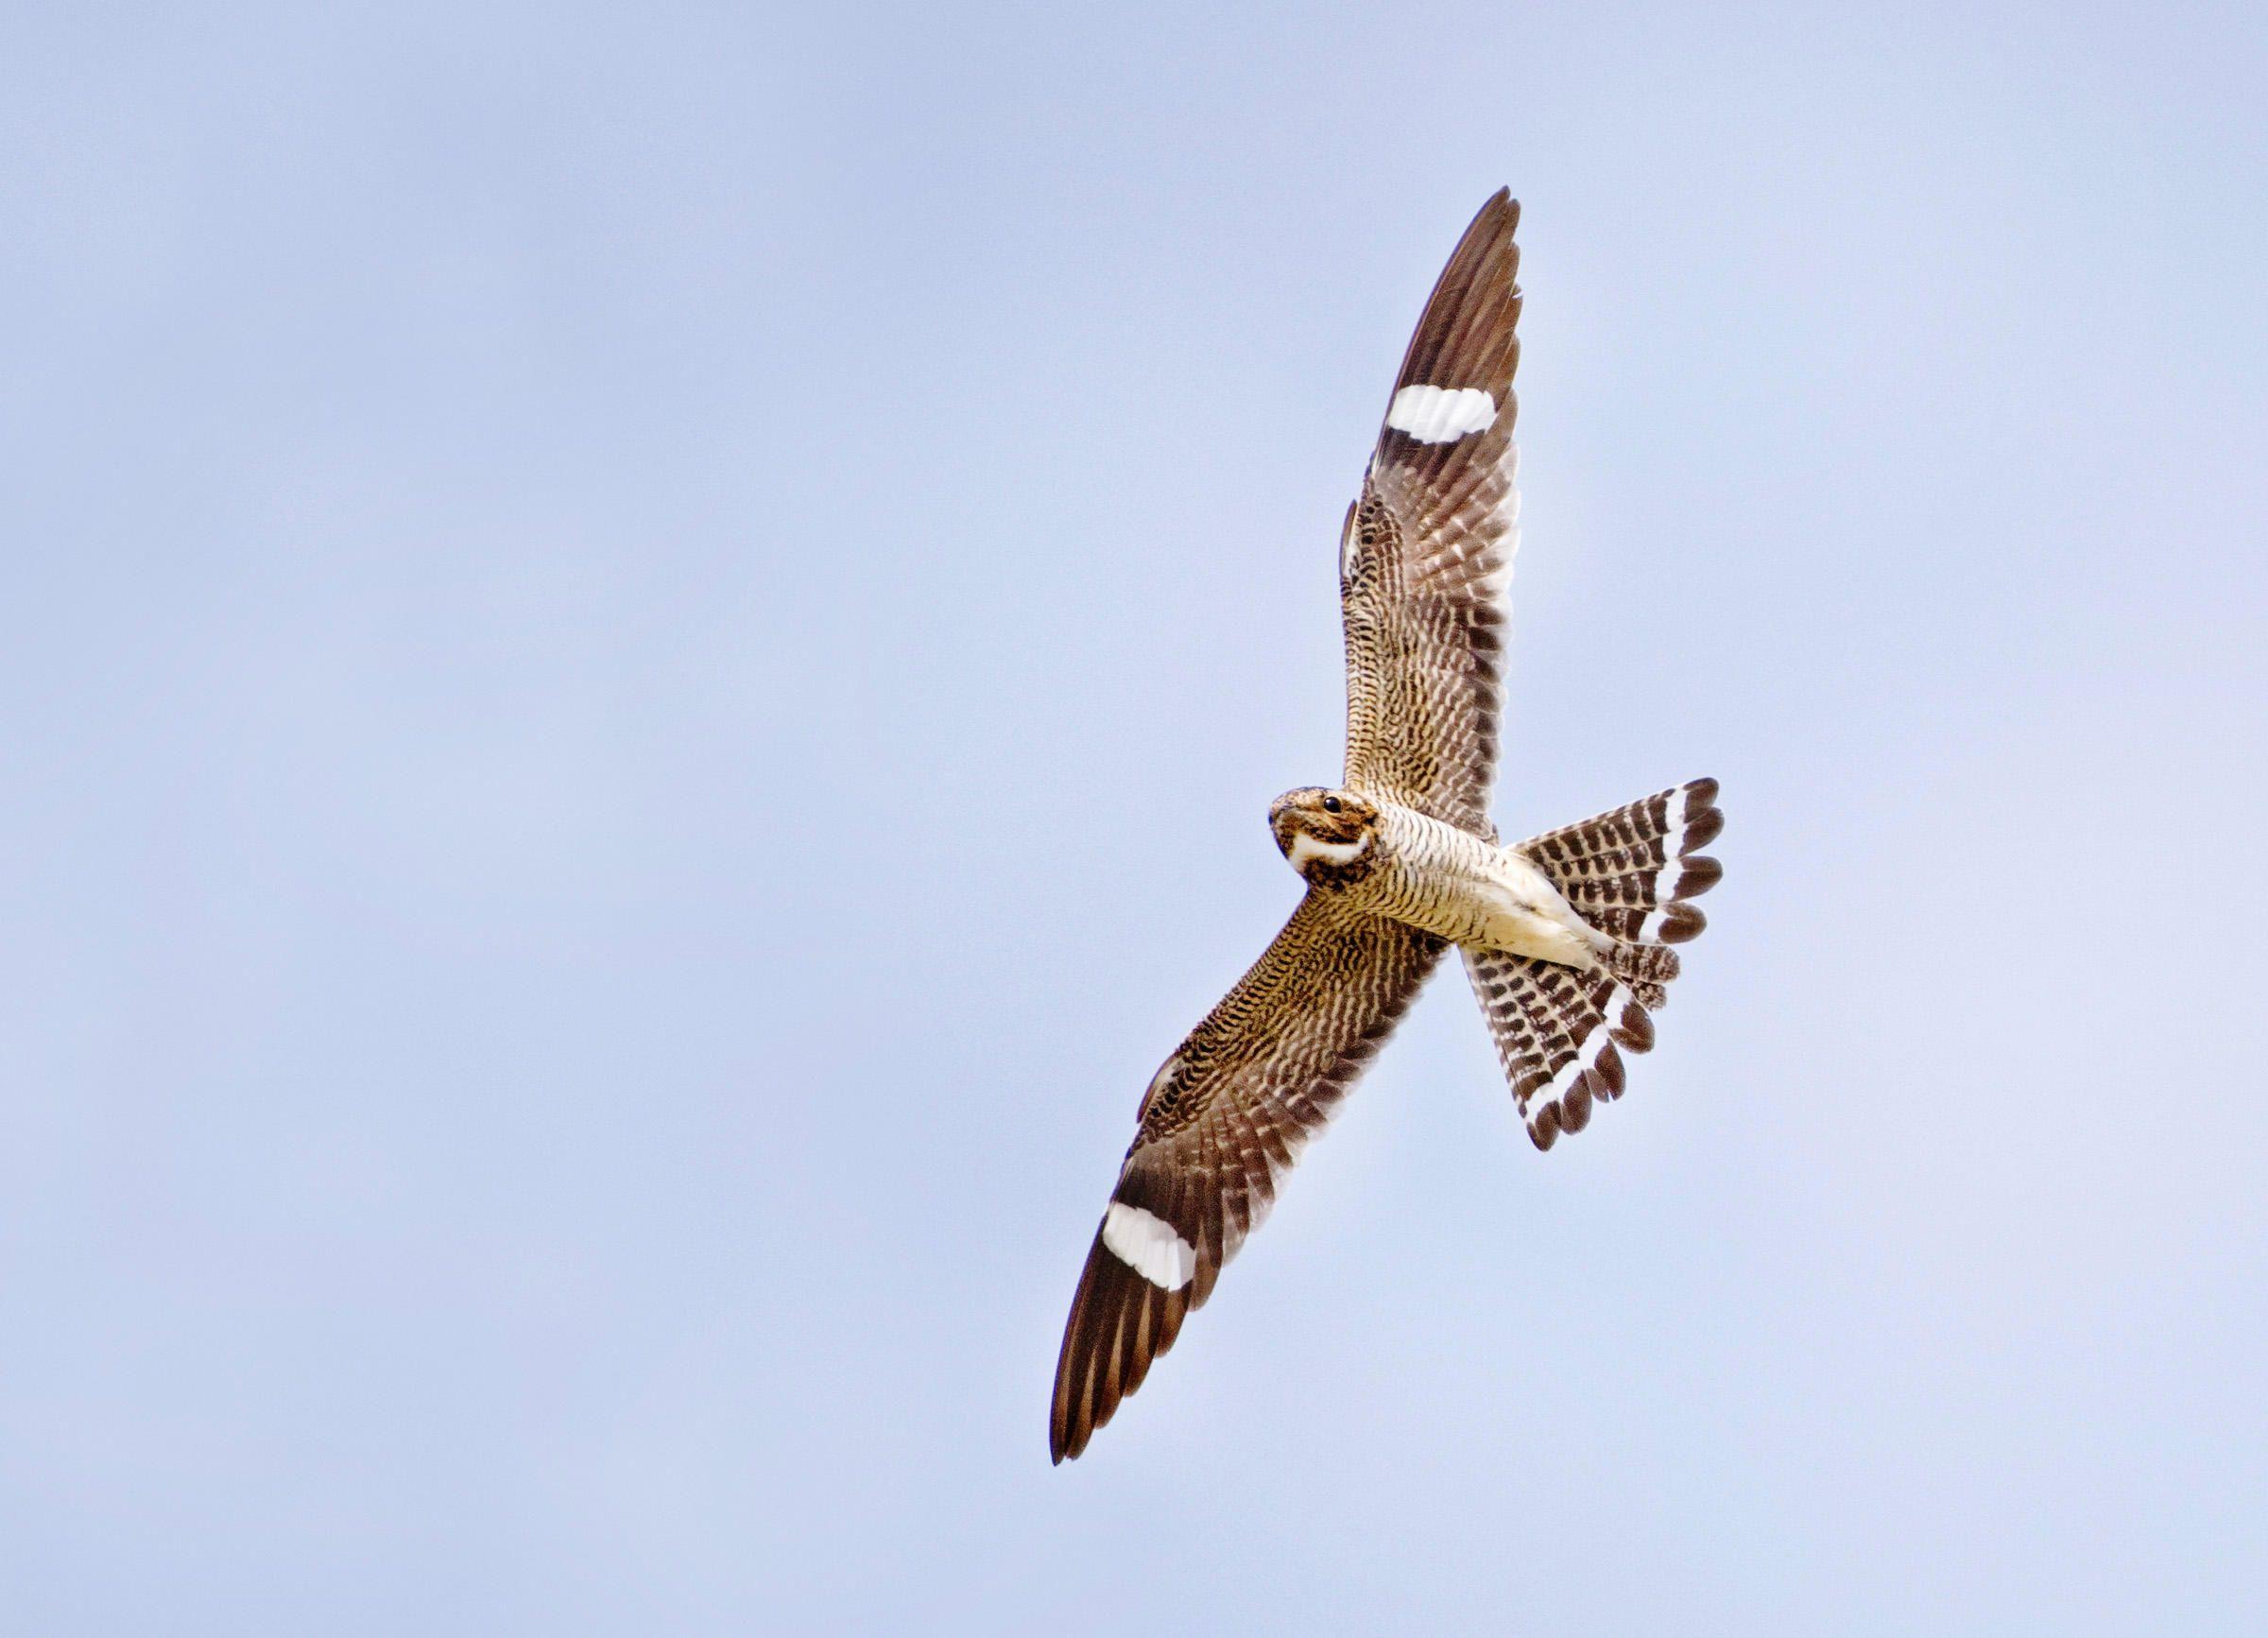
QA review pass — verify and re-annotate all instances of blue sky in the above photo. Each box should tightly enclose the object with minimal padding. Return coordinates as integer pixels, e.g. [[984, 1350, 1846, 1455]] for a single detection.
[[5, 2, 2265, 1631]]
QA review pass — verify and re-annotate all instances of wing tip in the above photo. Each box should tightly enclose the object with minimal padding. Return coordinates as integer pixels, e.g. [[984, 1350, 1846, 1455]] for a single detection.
[[1048, 1218, 1195, 1465], [1466, 187, 1521, 254], [1382, 189, 1526, 441]]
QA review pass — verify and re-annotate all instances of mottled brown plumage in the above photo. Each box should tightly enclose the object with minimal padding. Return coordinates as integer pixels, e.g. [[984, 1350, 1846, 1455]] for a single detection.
[[1050, 192, 1724, 1463], [1341, 198, 1522, 836]]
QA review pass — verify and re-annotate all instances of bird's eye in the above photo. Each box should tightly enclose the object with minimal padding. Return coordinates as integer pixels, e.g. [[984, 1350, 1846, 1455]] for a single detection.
[[1322, 795, 1342, 813]]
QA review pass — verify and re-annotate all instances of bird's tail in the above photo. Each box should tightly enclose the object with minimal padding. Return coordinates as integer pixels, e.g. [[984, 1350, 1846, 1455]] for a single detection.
[[1464, 778, 1723, 1148]]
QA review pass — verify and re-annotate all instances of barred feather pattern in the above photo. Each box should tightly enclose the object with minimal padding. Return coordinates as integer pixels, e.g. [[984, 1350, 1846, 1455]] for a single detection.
[[1050, 895, 1443, 1462], [1465, 779, 1723, 1149], [1051, 193, 1521, 1466], [1342, 190, 1522, 837]]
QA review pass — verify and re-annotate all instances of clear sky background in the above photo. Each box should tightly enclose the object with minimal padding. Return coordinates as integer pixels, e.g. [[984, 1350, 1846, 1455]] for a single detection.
[[6, 3, 2265, 1632]]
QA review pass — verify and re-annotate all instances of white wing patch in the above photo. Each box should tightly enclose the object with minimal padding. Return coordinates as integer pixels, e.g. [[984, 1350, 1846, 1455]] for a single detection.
[[1386, 384, 1497, 443], [1102, 1202, 1196, 1290]]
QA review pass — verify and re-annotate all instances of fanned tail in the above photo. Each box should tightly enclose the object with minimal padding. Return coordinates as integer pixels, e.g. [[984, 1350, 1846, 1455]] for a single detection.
[[1466, 779, 1723, 1148]]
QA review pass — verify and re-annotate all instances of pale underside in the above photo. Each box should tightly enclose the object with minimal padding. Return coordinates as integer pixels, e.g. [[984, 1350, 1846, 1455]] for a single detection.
[[1355, 797, 1606, 969]]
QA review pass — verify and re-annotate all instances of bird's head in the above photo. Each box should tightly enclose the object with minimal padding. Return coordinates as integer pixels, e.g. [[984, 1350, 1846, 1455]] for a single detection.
[[1268, 787, 1381, 884]]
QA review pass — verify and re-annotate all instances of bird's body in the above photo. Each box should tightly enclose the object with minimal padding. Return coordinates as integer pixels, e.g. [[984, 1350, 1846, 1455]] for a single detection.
[[1275, 788, 1608, 970], [1049, 192, 1726, 1462]]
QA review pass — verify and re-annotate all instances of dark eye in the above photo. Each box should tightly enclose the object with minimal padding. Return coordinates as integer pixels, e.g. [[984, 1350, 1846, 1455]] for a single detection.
[[1322, 795, 1342, 813]]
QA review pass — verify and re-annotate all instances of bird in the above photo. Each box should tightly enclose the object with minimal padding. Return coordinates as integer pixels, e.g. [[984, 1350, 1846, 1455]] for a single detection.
[[1049, 191, 1724, 1463]]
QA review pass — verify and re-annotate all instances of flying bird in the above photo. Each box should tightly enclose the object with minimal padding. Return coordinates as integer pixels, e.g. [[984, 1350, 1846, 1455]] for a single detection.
[[1050, 191, 1724, 1463]]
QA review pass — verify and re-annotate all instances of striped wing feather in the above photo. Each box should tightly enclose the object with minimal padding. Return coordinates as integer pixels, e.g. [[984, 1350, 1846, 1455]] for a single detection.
[[1342, 190, 1523, 835], [1050, 895, 1442, 1461]]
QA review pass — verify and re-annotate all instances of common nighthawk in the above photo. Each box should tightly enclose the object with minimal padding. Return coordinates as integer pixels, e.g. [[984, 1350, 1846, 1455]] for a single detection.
[[1050, 191, 1723, 1463]]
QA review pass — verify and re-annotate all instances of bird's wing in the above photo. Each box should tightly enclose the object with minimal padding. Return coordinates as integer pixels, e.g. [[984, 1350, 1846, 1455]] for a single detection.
[[1342, 190, 1523, 835], [1050, 893, 1443, 1461]]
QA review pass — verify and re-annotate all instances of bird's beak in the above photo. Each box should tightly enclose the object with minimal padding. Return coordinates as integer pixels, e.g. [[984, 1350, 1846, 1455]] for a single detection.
[[1267, 804, 1299, 857]]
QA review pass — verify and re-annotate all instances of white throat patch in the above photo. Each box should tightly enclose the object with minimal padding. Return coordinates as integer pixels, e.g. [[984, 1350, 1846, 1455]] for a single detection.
[[1288, 830, 1371, 871]]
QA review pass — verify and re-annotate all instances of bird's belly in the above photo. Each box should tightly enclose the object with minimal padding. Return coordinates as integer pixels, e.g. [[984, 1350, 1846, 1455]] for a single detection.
[[1360, 806, 1603, 969], [1467, 899, 1601, 967]]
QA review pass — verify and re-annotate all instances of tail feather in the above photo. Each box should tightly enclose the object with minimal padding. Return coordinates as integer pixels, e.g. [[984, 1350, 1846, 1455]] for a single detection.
[[1467, 779, 1722, 1149], [1523, 776, 1724, 943], [1602, 941, 1679, 988]]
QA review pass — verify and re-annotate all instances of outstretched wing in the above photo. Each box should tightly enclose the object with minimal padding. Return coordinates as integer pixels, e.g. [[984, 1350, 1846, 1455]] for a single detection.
[[1050, 895, 1442, 1462], [1342, 190, 1523, 835]]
